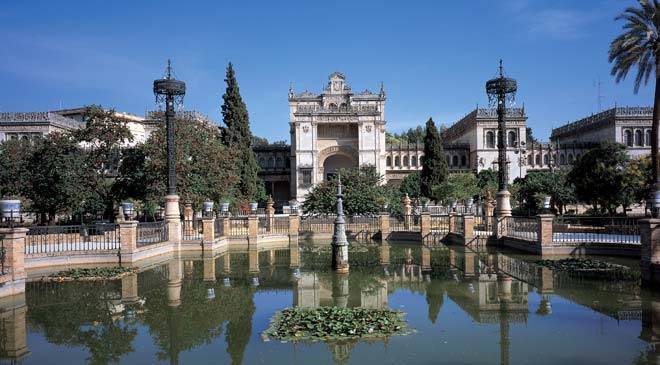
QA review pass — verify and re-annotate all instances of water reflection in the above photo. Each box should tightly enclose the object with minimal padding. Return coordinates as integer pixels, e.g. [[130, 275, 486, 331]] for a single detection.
[[0, 241, 651, 364]]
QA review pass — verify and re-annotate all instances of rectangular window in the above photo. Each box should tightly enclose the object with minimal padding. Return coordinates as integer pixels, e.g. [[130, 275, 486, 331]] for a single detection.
[[300, 169, 312, 187]]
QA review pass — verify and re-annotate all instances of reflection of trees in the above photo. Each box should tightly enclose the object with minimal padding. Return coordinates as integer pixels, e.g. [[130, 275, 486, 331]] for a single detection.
[[138, 274, 255, 365], [425, 280, 444, 323], [26, 281, 137, 365]]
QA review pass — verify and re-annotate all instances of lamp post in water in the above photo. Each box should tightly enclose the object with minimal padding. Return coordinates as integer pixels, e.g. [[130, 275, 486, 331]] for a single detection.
[[486, 60, 518, 217], [331, 174, 349, 273], [153, 60, 186, 237]]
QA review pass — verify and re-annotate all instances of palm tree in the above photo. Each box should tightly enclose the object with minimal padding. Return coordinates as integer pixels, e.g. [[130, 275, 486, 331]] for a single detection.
[[609, 0, 660, 216]]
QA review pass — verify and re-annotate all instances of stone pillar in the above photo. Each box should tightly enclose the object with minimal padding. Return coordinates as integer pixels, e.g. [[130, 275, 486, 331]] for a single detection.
[[403, 194, 412, 230], [203, 256, 216, 282], [201, 217, 215, 250], [379, 213, 390, 240], [0, 228, 27, 283], [640, 219, 660, 285], [221, 216, 230, 238], [167, 260, 183, 307], [495, 191, 512, 217], [420, 212, 431, 238], [537, 266, 554, 294], [463, 214, 474, 244], [248, 216, 258, 247], [537, 214, 554, 250], [332, 273, 349, 308], [288, 214, 300, 246], [121, 273, 139, 304], [165, 194, 182, 244], [266, 196, 275, 233], [0, 302, 28, 360], [448, 213, 455, 234], [119, 221, 137, 263]]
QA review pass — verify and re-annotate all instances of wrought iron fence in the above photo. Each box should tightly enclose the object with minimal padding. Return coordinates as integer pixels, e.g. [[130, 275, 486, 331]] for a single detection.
[[269, 216, 289, 235], [229, 218, 249, 237], [552, 216, 640, 244], [346, 215, 379, 232], [453, 215, 465, 235], [137, 221, 168, 247], [299, 215, 335, 233], [389, 215, 420, 232], [503, 216, 538, 242], [182, 219, 202, 241], [430, 215, 449, 233], [474, 215, 495, 236], [26, 223, 120, 255]]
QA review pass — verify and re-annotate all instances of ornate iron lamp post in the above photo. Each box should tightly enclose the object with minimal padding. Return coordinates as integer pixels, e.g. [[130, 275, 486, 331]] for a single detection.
[[486, 60, 517, 217], [331, 174, 349, 273], [154, 60, 186, 238]]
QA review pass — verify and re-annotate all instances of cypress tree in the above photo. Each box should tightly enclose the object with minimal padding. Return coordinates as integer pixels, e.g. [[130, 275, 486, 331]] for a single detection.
[[420, 118, 448, 200], [221, 62, 259, 201]]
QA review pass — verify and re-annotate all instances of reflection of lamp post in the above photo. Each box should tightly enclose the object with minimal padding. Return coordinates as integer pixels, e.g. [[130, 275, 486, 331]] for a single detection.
[[486, 60, 518, 217], [154, 60, 186, 227]]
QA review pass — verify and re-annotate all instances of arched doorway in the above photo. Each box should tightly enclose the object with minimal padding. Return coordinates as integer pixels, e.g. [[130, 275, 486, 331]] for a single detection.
[[323, 154, 357, 180]]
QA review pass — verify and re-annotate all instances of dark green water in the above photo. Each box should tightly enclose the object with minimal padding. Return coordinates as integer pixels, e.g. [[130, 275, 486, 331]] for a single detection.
[[5, 241, 659, 364]]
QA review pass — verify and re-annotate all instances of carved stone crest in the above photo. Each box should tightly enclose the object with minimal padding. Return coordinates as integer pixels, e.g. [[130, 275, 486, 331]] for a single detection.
[[365, 125, 372, 133], [302, 125, 310, 133]]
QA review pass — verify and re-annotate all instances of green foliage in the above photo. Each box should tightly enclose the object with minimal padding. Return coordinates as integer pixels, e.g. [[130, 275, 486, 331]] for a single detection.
[[399, 172, 421, 198], [526, 127, 538, 144], [567, 142, 638, 214], [302, 166, 384, 215], [476, 169, 498, 198], [49, 266, 134, 280], [432, 173, 480, 204], [420, 118, 448, 200], [118, 116, 239, 210], [263, 306, 411, 342], [0, 138, 36, 200], [535, 258, 639, 281], [513, 170, 576, 214], [220, 62, 260, 202], [386, 125, 426, 145]]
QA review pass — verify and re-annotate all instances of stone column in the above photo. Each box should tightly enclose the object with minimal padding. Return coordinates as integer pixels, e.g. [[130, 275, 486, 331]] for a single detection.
[[165, 195, 182, 244], [203, 256, 216, 282], [448, 213, 456, 234], [641, 218, 660, 285], [288, 214, 300, 246], [537, 214, 554, 252], [167, 260, 183, 307], [0, 228, 27, 283], [463, 214, 474, 244], [403, 194, 412, 230], [266, 196, 275, 233], [121, 273, 139, 304], [420, 212, 431, 238], [201, 217, 215, 251], [119, 221, 137, 263], [221, 216, 230, 238], [379, 213, 390, 240], [248, 216, 258, 248]]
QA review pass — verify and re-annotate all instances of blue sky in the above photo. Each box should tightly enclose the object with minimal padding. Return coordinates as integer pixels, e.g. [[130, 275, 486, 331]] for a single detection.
[[0, 0, 652, 141]]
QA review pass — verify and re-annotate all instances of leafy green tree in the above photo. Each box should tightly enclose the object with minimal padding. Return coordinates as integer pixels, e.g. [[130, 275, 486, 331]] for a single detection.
[[476, 169, 498, 199], [220, 62, 260, 202], [623, 156, 654, 210], [420, 118, 448, 200], [399, 172, 421, 198], [74, 106, 134, 218], [0, 138, 35, 200], [117, 116, 239, 211], [514, 171, 576, 214], [302, 166, 384, 215], [567, 142, 632, 215], [609, 0, 660, 213], [432, 173, 480, 204]]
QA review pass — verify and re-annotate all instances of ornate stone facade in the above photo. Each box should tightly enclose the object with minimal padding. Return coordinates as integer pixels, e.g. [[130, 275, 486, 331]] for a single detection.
[[289, 72, 387, 201]]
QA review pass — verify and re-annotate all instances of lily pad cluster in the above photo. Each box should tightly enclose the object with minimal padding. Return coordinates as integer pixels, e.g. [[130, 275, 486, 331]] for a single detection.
[[47, 266, 135, 281], [263, 306, 413, 342], [535, 258, 638, 281]]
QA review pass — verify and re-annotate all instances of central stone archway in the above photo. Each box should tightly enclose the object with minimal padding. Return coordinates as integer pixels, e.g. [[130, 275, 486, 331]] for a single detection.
[[318, 145, 359, 180]]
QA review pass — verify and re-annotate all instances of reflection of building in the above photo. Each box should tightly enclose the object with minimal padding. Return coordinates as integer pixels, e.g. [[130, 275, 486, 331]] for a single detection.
[[293, 272, 388, 309]]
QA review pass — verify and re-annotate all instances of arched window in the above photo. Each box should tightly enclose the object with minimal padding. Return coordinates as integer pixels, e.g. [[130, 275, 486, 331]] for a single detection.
[[268, 157, 275, 168], [411, 156, 418, 166], [543, 154, 549, 165], [276, 157, 283, 168], [635, 129, 643, 146], [386, 156, 392, 167], [507, 131, 517, 147], [527, 154, 533, 165], [403, 155, 409, 166], [339, 103, 347, 109], [452, 155, 458, 166], [535, 154, 541, 165], [395, 156, 400, 167], [486, 131, 495, 148], [461, 155, 467, 166], [624, 129, 633, 147], [646, 129, 652, 146], [328, 103, 338, 110], [259, 157, 266, 167], [568, 154, 574, 164], [559, 154, 566, 165]]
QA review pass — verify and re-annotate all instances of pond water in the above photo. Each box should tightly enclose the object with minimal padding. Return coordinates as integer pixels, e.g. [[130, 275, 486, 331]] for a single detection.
[[6, 240, 659, 365]]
